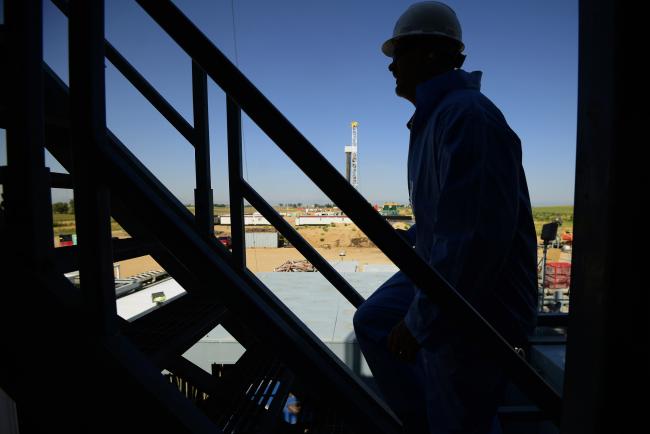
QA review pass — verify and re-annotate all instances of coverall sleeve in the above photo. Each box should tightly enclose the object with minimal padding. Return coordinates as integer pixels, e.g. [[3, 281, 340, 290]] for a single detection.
[[403, 108, 520, 347], [405, 223, 417, 245]]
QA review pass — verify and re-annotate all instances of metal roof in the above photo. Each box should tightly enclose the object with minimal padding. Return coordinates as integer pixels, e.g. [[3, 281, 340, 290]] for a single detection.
[[117, 271, 396, 372]]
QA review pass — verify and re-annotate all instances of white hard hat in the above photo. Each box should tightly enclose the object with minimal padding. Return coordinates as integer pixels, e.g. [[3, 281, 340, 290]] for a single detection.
[[382, 1, 464, 57]]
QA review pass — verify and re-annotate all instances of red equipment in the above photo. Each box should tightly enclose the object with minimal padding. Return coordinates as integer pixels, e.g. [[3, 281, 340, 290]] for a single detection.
[[544, 261, 572, 289]]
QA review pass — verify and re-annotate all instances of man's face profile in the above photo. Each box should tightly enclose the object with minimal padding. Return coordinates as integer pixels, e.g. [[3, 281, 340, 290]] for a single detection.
[[388, 39, 435, 102]]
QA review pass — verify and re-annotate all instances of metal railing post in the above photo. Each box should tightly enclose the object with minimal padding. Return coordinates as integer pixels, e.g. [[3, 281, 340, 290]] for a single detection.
[[192, 62, 213, 238], [3, 0, 54, 266], [69, 0, 117, 336], [227, 97, 246, 268], [241, 181, 364, 307]]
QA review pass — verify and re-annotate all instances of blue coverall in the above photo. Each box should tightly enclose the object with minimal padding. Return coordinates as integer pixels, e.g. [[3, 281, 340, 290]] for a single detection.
[[353, 69, 538, 434]]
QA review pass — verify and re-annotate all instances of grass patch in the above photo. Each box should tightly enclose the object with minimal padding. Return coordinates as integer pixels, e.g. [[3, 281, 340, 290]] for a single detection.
[[532, 206, 574, 238]]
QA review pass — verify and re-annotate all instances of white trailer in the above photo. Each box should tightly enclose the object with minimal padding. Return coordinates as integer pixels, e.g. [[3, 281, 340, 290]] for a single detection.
[[217, 214, 271, 226], [295, 215, 352, 226]]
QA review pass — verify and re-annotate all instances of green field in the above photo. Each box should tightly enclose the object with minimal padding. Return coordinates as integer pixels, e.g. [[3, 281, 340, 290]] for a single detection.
[[53, 213, 123, 236], [532, 205, 573, 217], [532, 206, 573, 236], [391, 205, 574, 237]]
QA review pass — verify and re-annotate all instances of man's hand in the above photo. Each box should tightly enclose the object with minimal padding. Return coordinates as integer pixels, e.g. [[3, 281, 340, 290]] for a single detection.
[[387, 319, 420, 363]]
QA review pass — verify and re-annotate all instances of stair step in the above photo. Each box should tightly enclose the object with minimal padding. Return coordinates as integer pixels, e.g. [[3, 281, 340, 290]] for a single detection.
[[123, 293, 228, 368], [54, 237, 159, 274], [213, 349, 294, 434], [169, 347, 296, 434], [39, 45, 402, 434]]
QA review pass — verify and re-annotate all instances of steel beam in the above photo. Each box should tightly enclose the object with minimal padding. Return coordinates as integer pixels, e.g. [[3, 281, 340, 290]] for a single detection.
[[53, 237, 158, 274], [242, 180, 364, 307], [68, 0, 117, 335], [49, 0, 196, 144], [105, 42, 195, 143], [227, 97, 246, 268], [561, 1, 643, 433], [3, 0, 54, 266], [192, 62, 214, 238]]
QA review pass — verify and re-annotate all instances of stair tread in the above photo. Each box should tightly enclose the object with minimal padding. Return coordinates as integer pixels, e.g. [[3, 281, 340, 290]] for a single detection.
[[123, 293, 227, 364], [211, 349, 295, 433]]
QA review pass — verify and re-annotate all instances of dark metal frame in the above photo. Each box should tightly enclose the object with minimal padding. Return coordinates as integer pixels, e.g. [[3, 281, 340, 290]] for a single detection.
[[7, 0, 640, 432], [227, 97, 246, 269], [68, 0, 117, 337], [2, 0, 578, 429], [1, 1, 221, 432], [3, 0, 53, 267], [53, 238, 158, 274], [0, 166, 73, 189], [38, 62, 402, 433], [132, 0, 562, 424], [241, 180, 364, 307], [192, 62, 213, 238], [561, 2, 643, 433], [105, 40, 195, 143]]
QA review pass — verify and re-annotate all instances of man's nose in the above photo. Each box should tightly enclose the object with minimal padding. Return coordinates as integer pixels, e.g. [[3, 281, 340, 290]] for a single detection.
[[388, 61, 395, 73]]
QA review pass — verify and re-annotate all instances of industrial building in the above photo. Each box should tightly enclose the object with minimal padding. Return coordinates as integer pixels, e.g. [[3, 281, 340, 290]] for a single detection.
[[244, 231, 280, 248], [295, 215, 352, 226], [216, 213, 271, 226]]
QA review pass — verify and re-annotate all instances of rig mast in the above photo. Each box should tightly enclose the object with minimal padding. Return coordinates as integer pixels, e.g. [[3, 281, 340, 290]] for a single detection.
[[344, 121, 359, 188]]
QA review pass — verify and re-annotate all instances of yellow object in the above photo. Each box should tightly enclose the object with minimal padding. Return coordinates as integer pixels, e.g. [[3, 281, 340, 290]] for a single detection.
[[151, 291, 167, 304]]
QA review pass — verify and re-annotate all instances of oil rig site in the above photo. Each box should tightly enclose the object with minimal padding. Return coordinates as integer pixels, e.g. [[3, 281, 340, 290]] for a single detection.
[[0, 1, 644, 434]]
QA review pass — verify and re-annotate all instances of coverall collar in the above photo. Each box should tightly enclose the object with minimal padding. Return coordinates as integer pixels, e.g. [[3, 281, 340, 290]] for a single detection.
[[408, 69, 483, 130]]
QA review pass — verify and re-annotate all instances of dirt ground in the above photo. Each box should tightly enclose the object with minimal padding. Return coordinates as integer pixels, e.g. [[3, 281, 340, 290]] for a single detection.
[[115, 255, 164, 278], [115, 247, 571, 277], [214, 222, 411, 249], [108, 222, 571, 278], [110, 222, 399, 277], [245, 246, 392, 272], [113, 246, 393, 277]]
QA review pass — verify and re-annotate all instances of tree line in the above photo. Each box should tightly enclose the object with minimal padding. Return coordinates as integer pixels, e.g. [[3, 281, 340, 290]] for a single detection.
[[52, 199, 75, 214]]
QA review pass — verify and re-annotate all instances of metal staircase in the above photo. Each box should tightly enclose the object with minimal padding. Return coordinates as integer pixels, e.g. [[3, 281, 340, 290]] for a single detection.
[[1, 0, 565, 432]]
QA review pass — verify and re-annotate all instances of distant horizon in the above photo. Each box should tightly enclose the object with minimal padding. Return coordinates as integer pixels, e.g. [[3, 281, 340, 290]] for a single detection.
[[48, 196, 573, 210]]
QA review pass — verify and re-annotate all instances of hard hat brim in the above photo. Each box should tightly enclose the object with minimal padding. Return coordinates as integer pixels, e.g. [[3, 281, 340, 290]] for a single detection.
[[381, 33, 465, 58], [381, 38, 397, 57]]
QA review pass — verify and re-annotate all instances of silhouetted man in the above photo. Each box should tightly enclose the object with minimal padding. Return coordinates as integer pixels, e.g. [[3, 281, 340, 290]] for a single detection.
[[354, 2, 538, 433]]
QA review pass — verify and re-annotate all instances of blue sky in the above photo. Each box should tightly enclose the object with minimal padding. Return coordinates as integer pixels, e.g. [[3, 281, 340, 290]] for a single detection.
[[2, 0, 578, 206]]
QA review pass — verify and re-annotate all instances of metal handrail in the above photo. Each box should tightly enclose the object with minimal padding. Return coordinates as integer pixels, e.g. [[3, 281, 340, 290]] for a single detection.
[[135, 0, 563, 425], [48, 0, 562, 424], [51, 0, 389, 318], [50, 1, 195, 145], [241, 179, 364, 307], [48, 0, 368, 310]]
